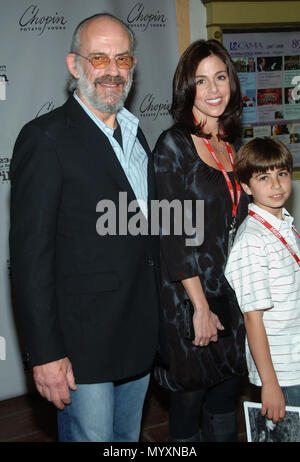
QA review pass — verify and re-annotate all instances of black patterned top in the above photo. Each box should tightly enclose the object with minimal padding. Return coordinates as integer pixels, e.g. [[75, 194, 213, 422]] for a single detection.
[[153, 124, 249, 391]]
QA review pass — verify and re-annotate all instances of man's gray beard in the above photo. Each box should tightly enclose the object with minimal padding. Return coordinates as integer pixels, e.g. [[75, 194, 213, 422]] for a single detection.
[[76, 64, 133, 114]]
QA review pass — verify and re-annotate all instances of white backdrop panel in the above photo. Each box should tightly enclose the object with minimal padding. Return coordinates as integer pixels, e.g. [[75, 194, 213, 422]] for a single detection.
[[0, 0, 179, 400]]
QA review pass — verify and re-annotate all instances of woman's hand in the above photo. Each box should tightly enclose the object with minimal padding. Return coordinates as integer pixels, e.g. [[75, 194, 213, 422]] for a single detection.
[[181, 276, 224, 347], [192, 306, 224, 346]]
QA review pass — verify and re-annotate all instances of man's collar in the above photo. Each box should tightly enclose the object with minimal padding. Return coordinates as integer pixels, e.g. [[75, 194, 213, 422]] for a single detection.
[[72, 91, 139, 132]]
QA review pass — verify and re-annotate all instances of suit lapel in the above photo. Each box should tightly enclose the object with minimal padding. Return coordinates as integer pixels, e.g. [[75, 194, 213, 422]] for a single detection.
[[64, 97, 137, 204], [64, 96, 155, 217]]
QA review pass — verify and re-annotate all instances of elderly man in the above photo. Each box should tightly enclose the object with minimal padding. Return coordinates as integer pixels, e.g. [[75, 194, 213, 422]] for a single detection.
[[9, 13, 160, 442]]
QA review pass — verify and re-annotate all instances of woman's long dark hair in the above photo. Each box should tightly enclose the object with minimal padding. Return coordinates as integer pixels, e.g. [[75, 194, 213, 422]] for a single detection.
[[170, 40, 242, 143]]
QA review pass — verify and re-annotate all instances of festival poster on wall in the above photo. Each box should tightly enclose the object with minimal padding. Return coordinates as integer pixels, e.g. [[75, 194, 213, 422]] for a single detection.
[[223, 31, 300, 166]]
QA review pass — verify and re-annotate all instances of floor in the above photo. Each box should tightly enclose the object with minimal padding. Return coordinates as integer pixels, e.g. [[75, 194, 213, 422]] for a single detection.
[[0, 375, 258, 443]]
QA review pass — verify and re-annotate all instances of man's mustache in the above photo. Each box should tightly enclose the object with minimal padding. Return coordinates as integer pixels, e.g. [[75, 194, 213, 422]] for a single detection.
[[94, 75, 126, 86]]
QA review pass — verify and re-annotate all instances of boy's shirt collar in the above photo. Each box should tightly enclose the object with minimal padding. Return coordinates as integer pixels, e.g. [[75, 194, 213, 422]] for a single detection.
[[248, 202, 294, 231]]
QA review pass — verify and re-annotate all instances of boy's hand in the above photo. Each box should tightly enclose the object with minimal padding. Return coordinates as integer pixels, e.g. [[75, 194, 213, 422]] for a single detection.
[[261, 382, 286, 424]]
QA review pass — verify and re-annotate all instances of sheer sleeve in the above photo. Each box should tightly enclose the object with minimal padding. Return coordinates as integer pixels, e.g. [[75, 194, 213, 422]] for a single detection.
[[153, 127, 200, 282]]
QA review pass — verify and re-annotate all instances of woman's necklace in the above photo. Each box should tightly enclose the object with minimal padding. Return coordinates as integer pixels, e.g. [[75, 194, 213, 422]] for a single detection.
[[210, 137, 227, 156], [192, 115, 226, 156]]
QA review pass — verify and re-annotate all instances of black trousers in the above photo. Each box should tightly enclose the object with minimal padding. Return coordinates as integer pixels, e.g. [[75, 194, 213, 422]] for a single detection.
[[169, 376, 239, 439]]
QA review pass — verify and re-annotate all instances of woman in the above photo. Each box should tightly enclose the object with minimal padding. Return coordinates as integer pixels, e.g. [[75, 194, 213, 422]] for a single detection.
[[153, 40, 248, 442]]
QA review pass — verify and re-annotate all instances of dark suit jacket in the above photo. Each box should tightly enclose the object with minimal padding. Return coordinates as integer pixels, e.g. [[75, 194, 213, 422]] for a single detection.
[[9, 96, 160, 384]]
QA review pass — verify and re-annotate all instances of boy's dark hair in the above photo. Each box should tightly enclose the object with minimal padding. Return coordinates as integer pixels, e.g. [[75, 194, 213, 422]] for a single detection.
[[234, 137, 293, 185], [170, 39, 242, 143]]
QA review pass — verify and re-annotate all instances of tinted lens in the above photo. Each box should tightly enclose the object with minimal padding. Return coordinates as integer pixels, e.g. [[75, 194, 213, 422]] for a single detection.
[[116, 56, 134, 69], [90, 55, 110, 68], [89, 55, 133, 69]]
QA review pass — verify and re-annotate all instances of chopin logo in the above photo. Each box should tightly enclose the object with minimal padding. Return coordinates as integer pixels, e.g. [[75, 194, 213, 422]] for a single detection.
[[230, 41, 264, 51], [139, 93, 171, 120], [0, 157, 10, 183], [35, 101, 55, 118], [19, 4, 67, 35], [127, 2, 167, 31]]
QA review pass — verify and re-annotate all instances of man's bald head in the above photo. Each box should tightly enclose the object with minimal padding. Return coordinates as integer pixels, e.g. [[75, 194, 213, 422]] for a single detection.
[[70, 13, 135, 57]]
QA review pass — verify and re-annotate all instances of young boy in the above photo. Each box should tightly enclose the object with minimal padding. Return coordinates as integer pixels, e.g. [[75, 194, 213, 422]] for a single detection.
[[225, 138, 300, 425]]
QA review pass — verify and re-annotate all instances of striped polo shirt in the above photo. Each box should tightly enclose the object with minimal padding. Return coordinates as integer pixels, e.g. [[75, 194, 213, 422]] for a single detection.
[[225, 202, 300, 387]]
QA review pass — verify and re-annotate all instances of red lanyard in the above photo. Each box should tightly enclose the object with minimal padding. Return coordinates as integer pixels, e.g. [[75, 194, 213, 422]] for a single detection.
[[249, 209, 300, 267], [202, 137, 241, 217]]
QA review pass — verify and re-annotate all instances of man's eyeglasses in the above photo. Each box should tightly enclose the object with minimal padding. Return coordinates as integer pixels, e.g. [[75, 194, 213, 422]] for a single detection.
[[73, 53, 134, 69]]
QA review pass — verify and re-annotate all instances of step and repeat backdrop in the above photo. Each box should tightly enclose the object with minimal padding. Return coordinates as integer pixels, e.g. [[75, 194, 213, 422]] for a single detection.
[[0, 0, 179, 400]]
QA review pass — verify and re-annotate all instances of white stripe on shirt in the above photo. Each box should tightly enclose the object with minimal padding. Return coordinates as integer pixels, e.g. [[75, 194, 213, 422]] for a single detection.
[[225, 203, 300, 387]]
